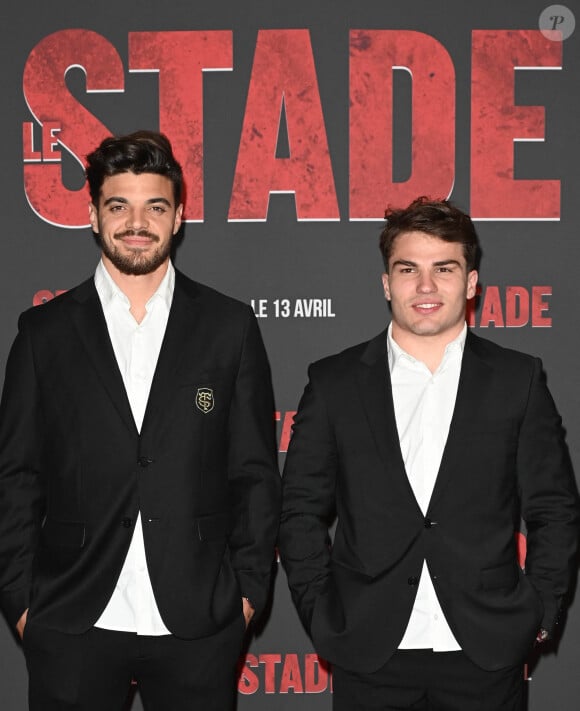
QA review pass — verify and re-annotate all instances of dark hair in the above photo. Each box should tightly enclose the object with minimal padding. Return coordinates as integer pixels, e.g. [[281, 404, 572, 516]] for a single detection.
[[379, 196, 480, 272], [85, 130, 183, 206]]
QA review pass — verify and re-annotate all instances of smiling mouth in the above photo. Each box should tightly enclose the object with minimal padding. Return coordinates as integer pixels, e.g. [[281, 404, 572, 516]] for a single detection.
[[115, 230, 159, 243], [121, 237, 154, 245], [413, 303, 442, 312]]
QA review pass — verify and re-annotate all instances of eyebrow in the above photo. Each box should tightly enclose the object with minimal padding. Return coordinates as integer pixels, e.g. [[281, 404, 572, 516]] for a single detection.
[[103, 196, 172, 207], [391, 259, 417, 268], [391, 258, 462, 268], [433, 259, 462, 267], [390, 259, 463, 269]]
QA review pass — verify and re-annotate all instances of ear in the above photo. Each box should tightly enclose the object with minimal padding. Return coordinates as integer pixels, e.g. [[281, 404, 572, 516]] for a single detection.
[[88, 202, 98, 233], [382, 273, 391, 301], [173, 203, 184, 235], [466, 270, 478, 300]]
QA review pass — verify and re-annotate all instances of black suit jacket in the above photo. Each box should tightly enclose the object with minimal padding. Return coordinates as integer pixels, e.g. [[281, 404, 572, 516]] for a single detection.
[[279, 329, 579, 672], [0, 270, 281, 638]]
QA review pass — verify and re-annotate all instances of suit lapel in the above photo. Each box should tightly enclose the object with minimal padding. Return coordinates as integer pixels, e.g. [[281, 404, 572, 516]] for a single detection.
[[428, 331, 492, 510], [70, 278, 138, 436], [357, 331, 422, 508]]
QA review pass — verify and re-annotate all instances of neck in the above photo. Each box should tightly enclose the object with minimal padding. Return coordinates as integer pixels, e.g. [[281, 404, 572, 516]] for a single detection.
[[391, 324, 464, 374], [101, 256, 170, 323]]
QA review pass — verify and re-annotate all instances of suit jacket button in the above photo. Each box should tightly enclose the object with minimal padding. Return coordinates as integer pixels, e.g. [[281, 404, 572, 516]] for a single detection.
[[138, 456, 153, 467], [407, 576, 419, 586], [122, 517, 133, 528], [424, 518, 432, 528]]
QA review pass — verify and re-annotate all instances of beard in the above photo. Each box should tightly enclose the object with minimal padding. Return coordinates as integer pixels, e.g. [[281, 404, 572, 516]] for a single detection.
[[99, 230, 172, 276]]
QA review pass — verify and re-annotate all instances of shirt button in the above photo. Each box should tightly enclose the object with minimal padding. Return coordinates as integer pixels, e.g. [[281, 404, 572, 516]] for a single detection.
[[122, 517, 133, 528]]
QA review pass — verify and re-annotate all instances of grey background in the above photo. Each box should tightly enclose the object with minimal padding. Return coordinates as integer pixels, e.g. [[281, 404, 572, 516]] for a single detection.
[[0, 0, 578, 708]]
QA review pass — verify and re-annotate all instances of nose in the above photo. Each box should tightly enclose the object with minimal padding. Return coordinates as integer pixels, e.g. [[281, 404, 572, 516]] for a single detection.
[[416, 270, 436, 293], [126, 207, 148, 231]]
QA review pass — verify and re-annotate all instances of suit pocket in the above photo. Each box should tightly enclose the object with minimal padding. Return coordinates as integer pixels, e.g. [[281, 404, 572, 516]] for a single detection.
[[196, 512, 229, 542], [479, 562, 519, 591], [40, 518, 86, 549], [37, 519, 86, 572]]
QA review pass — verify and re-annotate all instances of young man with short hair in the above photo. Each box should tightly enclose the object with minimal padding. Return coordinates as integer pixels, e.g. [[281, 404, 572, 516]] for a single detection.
[[0, 130, 280, 710], [279, 197, 579, 711]]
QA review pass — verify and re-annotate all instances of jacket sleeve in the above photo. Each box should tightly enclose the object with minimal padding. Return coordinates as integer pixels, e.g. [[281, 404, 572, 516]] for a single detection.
[[517, 357, 580, 635], [0, 313, 46, 628], [278, 364, 337, 632], [226, 307, 280, 619]]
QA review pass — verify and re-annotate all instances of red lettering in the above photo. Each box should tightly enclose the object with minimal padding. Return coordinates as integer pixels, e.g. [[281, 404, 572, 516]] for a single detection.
[[505, 286, 529, 327], [237, 654, 259, 695], [470, 286, 552, 328], [237, 653, 332, 694], [349, 30, 455, 219], [479, 286, 505, 328], [129, 31, 233, 223], [471, 31, 561, 219], [42, 122, 62, 161], [229, 30, 338, 222], [21, 30, 566, 226], [531, 286, 551, 327], [259, 654, 281, 694], [23, 30, 122, 227], [279, 653, 304, 694], [304, 654, 329, 693], [22, 122, 41, 162]]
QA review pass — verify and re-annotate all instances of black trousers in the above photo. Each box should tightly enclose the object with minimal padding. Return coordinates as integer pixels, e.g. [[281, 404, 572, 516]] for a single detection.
[[23, 615, 246, 711], [332, 650, 524, 711]]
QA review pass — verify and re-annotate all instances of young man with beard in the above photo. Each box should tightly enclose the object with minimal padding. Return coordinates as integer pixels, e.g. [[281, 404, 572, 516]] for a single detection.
[[0, 131, 280, 710], [279, 197, 579, 710]]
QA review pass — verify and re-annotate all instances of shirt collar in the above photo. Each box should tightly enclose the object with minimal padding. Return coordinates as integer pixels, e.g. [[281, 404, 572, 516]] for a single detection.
[[387, 322, 467, 374], [94, 259, 175, 313]]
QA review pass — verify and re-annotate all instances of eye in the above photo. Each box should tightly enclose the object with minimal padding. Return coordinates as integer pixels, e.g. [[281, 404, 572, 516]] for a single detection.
[[150, 205, 168, 214], [109, 204, 125, 213]]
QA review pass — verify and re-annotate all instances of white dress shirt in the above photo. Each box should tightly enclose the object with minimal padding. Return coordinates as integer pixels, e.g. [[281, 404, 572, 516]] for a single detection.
[[388, 322, 466, 651], [93, 259, 173, 635]]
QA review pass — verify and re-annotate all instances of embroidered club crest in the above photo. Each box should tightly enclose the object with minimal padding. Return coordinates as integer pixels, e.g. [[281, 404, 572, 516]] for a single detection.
[[195, 387, 214, 414]]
